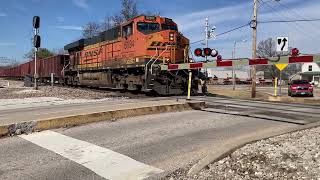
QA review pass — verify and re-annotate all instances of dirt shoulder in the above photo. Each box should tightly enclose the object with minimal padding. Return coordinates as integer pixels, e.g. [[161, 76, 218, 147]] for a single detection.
[[166, 126, 320, 180], [0, 79, 138, 99]]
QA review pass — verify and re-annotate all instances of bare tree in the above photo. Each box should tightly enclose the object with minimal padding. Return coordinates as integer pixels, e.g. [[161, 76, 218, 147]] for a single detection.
[[82, 22, 101, 38], [257, 38, 276, 58], [100, 16, 114, 31], [111, 0, 139, 25], [256, 38, 279, 79], [52, 48, 67, 55], [120, 0, 138, 21]]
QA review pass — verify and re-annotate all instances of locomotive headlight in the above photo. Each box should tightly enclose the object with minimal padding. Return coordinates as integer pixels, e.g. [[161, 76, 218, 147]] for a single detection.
[[169, 33, 174, 41]]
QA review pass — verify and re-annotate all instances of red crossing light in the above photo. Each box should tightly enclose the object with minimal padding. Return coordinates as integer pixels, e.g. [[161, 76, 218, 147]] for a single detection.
[[203, 48, 212, 56], [194, 48, 203, 57]]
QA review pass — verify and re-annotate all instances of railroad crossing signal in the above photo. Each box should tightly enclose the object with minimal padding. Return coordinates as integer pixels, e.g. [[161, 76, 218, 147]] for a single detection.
[[194, 48, 219, 58], [276, 37, 289, 52]]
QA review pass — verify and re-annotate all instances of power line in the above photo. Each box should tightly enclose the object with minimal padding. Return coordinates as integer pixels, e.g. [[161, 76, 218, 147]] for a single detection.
[[258, 0, 316, 42], [273, 0, 320, 36], [260, 18, 320, 23], [190, 22, 250, 44]]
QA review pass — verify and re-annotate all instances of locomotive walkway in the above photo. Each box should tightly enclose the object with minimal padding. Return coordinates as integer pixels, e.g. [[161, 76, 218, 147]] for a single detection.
[[0, 98, 204, 137]]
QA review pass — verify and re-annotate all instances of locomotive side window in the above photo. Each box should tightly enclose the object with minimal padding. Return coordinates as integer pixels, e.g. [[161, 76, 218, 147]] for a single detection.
[[122, 23, 133, 37], [137, 22, 160, 34]]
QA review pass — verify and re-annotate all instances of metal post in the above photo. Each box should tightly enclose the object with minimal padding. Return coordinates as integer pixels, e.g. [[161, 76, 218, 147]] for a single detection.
[[204, 17, 209, 78], [187, 70, 192, 100], [232, 41, 236, 90], [279, 71, 282, 96], [274, 77, 278, 96], [251, 0, 258, 98], [51, 73, 54, 86], [34, 28, 38, 90]]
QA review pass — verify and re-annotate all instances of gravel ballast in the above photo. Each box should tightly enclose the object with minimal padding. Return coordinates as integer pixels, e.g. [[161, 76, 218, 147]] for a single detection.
[[166, 126, 320, 180], [0, 79, 138, 99]]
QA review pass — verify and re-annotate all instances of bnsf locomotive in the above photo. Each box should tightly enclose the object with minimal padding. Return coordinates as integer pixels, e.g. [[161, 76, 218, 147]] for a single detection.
[[0, 15, 201, 95], [64, 15, 196, 95]]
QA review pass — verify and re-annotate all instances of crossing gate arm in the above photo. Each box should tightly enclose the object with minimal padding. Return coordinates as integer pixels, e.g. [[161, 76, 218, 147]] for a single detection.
[[159, 55, 320, 71]]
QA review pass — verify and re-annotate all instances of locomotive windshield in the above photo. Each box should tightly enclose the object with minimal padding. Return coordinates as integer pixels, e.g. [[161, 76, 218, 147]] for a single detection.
[[161, 24, 178, 31], [137, 22, 160, 34]]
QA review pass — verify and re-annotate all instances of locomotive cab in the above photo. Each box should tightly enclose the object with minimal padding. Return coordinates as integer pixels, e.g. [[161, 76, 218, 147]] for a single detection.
[[121, 15, 189, 65]]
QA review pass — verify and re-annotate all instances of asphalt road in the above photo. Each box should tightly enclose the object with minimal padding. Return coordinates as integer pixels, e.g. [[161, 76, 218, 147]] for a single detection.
[[1, 96, 319, 180]]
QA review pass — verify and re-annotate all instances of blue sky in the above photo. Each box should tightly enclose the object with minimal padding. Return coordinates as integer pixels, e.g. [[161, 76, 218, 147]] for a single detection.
[[0, 0, 319, 62]]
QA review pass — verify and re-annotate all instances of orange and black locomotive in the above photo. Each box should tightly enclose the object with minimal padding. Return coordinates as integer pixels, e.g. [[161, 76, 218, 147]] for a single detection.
[[64, 15, 197, 95]]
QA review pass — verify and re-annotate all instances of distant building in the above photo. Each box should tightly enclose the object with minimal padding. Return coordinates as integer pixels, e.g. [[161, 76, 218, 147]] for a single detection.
[[206, 69, 249, 79], [300, 63, 320, 86]]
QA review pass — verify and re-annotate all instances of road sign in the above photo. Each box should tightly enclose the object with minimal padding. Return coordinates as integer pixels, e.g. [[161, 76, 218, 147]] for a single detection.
[[275, 63, 288, 71], [276, 37, 289, 52]]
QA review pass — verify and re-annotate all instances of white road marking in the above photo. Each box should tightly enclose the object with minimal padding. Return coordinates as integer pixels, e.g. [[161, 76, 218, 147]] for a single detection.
[[19, 130, 163, 180]]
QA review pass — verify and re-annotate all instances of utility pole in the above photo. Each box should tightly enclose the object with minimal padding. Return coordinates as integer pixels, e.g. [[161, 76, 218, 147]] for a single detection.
[[251, 0, 258, 98], [232, 41, 236, 90]]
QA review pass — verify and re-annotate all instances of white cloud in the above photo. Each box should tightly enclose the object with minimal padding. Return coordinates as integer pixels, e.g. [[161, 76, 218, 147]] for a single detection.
[[72, 0, 89, 9], [173, 0, 320, 59], [56, 16, 65, 22], [55, 26, 83, 31], [0, 13, 7, 17], [0, 42, 16, 46], [174, 3, 251, 31]]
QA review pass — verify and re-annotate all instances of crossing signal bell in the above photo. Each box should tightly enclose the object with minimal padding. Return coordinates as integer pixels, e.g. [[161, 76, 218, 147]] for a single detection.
[[217, 55, 222, 61], [291, 48, 299, 57]]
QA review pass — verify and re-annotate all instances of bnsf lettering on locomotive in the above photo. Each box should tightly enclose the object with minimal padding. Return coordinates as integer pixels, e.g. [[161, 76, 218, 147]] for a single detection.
[[85, 48, 102, 58]]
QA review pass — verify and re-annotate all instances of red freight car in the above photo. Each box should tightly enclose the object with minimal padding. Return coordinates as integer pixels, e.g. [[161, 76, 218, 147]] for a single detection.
[[24, 55, 68, 83], [0, 55, 68, 84]]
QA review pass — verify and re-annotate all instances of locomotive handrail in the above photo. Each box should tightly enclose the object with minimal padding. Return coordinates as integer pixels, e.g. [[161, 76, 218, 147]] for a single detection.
[[144, 47, 158, 88], [61, 62, 70, 76], [150, 45, 169, 75]]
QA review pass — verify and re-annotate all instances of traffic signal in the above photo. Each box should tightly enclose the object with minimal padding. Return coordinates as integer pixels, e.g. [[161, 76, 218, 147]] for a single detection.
[[33, 16, 40, 29], [34, 35, 41, 48], [217, 55, 222, 61]]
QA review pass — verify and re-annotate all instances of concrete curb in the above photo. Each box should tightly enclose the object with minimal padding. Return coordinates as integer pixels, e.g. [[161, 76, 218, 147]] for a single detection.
[[187, 121, 320, 176], [0, 101, 205, 137], [268, 95, 320, 104]]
